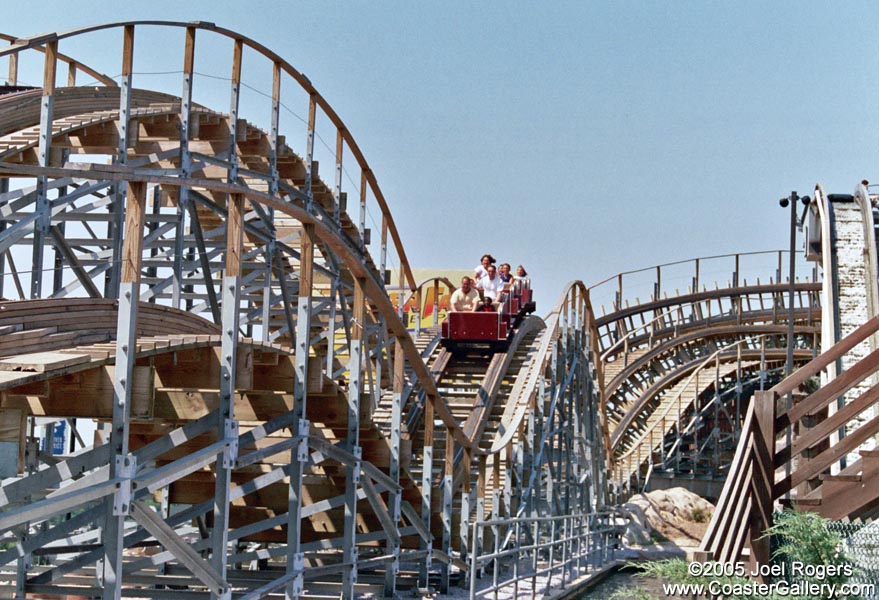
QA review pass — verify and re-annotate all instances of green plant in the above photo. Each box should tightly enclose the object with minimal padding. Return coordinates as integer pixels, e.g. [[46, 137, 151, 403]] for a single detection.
[[608, 585, 659, 600], [691, 506, 711, 523], [803, 376, 821, 394], [762, 509, 856, 591], [608, 509, 859, 600], [623, 559, 763, 600], [628, 559, 787, 600]]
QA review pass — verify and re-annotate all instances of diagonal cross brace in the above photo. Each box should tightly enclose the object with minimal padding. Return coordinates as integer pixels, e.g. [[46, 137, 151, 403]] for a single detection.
[[130, 500, 228, 598]]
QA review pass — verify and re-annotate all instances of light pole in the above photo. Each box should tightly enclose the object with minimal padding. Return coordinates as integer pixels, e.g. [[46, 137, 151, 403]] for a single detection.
[[778, 192, 811, 378], [778, 190, 810, 496]]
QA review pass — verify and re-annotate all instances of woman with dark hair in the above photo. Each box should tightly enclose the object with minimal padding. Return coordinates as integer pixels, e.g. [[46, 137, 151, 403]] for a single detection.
[[514, 264, 528, 280], [474, 253, 496, 283]]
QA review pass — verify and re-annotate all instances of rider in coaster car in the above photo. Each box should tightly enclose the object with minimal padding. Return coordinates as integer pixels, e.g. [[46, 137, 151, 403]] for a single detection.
[[475, 296, 496, 312], [450, 276, 480, 312], [479, 264, 503, 307]]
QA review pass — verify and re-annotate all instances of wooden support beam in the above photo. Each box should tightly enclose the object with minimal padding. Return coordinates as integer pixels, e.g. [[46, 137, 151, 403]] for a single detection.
[[359, 170, 367, 249], [304, 94, 316, 208], [334, 127, 343, 224], [7, 44, 18, 85]]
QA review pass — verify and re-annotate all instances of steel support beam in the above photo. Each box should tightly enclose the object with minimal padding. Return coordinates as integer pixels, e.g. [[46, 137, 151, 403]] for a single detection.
[[285, 223, 314, 600], [48, 225, 101, 298], [383, 338, 404, 596], [210, 192, 244, 600], [51, 160, 68, 295], [440, 427, 453, 593], [186, 202, 221, 324], [172, 26, 196, 308], [131, 501, 227, 597], [30, 40, 57, 299], [341, 277, 366, 598], [101, 179, 147, 600], [420, 399, 434, 587], [326, 274, 339, 378], [107, 25, 134, 299]]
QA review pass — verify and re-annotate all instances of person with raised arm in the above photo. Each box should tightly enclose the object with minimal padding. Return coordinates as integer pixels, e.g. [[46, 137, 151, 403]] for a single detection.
[[474, 253, 496, 293]]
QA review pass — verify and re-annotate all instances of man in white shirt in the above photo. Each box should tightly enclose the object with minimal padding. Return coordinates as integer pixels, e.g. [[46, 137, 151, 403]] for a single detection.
[[450, 276, 480, 312], [479, 265, 502, 303]]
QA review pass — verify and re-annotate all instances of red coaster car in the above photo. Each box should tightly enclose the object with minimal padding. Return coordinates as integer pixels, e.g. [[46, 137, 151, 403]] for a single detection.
[[440, 280, 536, 353]]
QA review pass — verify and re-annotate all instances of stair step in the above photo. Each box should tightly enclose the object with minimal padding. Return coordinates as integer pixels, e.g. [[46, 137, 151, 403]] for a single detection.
[[780, 497, 822, 507], [820, 474, 862, 482]]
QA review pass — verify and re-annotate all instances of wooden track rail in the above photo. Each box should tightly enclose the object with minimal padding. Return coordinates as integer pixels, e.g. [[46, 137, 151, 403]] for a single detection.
[[0, 22, 610, 600], [596, 271, 821, 494], [1, 20, 839, 599]]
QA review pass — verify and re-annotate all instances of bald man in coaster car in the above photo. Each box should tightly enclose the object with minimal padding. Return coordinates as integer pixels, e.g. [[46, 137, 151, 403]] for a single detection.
[[450, 276, 480, 312]]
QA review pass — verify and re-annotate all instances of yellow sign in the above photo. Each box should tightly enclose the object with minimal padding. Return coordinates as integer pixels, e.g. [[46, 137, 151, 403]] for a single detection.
[[388, 285, 453, 330], [387, 269, 471, 331]]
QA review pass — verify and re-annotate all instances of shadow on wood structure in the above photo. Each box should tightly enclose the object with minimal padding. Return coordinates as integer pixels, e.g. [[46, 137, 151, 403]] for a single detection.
[[3, 19, 873, 600], [0, 22, 607, 599], [590, 252, 821, 497]]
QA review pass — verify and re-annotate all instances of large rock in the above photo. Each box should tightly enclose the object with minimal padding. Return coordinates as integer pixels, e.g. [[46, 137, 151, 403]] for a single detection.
[[620, 487, 714, 545], [615, 502, 652, 545]]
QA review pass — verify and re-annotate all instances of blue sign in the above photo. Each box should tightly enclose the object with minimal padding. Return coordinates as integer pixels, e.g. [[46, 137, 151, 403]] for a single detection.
[[49, 421, 66, 455]]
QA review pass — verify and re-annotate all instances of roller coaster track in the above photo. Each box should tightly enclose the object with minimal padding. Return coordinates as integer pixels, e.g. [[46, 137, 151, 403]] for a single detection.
[[0, 23, 606, 599], [592, 254, 822, 494], [7, 20, 872, 599]]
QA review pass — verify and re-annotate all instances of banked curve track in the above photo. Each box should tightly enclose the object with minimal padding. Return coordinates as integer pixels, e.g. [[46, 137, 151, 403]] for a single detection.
[[593, 254, 821, 495], [0, 23, 607, 599]]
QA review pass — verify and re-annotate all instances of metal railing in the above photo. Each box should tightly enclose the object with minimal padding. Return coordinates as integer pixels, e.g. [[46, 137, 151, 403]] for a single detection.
[[468, 512, 618, 599], [588, 250, 818, 317]]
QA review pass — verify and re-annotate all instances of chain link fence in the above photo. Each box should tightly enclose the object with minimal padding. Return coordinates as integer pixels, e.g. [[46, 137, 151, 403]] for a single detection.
[[833, 521, 879, 599], [772, 519, 879, 600]]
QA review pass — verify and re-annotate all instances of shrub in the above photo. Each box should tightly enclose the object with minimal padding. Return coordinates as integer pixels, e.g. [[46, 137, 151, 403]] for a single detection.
[[607, 509, 857, 600], [690, 506, 711, 523]]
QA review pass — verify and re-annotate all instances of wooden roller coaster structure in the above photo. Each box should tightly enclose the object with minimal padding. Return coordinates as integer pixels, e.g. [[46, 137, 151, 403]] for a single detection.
[[698, 183, 879, 576], [4, 19, 870, 600], [0, 22, 608, 599], [590, 252, 822, 495]]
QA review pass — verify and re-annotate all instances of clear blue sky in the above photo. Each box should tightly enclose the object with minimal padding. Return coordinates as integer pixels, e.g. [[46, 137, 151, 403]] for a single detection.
[[5, 1, 879, 310]]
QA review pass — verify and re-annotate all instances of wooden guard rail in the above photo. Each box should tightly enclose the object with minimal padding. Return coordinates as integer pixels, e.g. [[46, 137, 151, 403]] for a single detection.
[[697, 314, 879, 576]]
